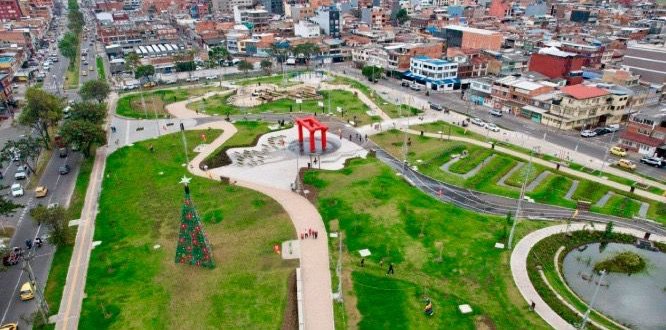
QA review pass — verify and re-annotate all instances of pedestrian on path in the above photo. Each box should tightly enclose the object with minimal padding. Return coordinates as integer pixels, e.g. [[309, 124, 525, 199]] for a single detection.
[[361, 258, 365, 267], [314, 231, 318, 239], [380, 259, 384, 268], [530, 301, 535, 311], [115, 139, 119, 145], [150, 144, 154, 153], [387, 263, 394, 275]]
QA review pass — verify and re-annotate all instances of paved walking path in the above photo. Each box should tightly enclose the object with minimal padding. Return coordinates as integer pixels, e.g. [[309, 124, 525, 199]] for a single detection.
[[595, 191, 614, 207], [564, 180, 579, 200], [498, 162, 524, 187], [527, 171, 551, 192], [174, 107, 336, 330], [510, 223, 666, 330]]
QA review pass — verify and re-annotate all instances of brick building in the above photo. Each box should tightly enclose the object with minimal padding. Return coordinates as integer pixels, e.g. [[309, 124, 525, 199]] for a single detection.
[[0, 0, 22, 20], [619, 105, 666, 156], [491, 75, 554, 115], [528, 47, 586, 85], [443, 25, 502, 51]]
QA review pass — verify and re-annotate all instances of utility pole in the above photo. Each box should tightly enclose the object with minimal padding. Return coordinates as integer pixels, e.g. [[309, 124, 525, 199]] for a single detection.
[[508, 147, 534, 249], [600, 129, 616, 173], [22, 251, 49, 324], [579, 270, 606, 330]]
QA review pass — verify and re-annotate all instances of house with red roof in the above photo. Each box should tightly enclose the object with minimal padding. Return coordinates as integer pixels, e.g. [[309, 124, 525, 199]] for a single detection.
[[542, 84, 615, 130]]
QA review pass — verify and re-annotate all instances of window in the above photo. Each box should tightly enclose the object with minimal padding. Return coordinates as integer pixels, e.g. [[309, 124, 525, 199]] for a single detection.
[[637, 128, 651, 136]]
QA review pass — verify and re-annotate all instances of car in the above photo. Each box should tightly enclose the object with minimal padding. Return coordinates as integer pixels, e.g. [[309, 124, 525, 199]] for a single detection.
[[490, 109, 503, 117], [594, 127, 611, 136], [606, 124, 620, 132], [485, 123, 500, 132], [580, 129, 597, 137], [59, 147, 68, 158], [409, 84, 421, 91], [401, 79, 411, 87], [14, 166, 28, 180], [81, 70, 87, 76], [617, 158, 636, 170], [205, 75, 217, 80], [35, 186, 48, 198], [11, 183, 23, 197], [609, 146, 627, 157], [19, 281, 35, 301], [429, 103, 443, 111], [640, 156, 664, 167], [89, 65, 94, 71], [59, 164, 71, 175], [0, 322, 17, 330], [471, 117, 485, 126]]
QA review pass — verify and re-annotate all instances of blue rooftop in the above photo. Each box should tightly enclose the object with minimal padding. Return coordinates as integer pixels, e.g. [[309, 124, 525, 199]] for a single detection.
[[413, 56, 451, 65], [0, 57, 13, 64]]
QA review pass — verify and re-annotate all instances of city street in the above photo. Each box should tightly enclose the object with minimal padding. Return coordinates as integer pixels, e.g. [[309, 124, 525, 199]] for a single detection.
[[0, 1, 97, 326], [329, 63, 665, 180]]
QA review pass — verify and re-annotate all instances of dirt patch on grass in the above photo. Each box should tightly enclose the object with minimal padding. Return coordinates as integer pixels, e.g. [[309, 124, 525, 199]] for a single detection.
[[281, 269, 299, 330], [129, 97, 168, 117], [475, 315, 497, 330]]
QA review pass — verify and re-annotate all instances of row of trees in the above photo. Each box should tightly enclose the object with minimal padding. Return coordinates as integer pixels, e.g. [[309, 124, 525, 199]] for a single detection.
[[58, 0, 84, 66]]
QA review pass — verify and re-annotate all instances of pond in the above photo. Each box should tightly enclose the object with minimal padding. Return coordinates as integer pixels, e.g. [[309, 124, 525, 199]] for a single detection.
[[562, 242, 666, 330]]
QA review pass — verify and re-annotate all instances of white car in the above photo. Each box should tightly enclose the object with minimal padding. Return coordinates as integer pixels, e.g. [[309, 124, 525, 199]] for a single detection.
[[14, 166, 28, 180], [580, 129, 597, 137], [471, 117, 485, 126], [485, 123, 500, 132], [490, 109, 503, 117], [11, 183, 24, 197], [205, 76, 217, 80]]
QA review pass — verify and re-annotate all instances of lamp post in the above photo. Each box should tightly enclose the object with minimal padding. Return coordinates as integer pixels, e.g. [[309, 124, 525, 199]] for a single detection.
[[508, 147, 535, 249], [579, 270, 607, 330]]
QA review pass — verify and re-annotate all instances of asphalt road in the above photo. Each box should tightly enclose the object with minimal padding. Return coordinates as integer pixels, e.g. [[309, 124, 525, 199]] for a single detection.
[[0, 1, 95, 326], [329, 64, 665, 180]]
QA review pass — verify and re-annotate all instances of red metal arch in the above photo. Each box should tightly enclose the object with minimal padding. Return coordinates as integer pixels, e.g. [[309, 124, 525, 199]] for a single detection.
[[296, 116, 328, 153]]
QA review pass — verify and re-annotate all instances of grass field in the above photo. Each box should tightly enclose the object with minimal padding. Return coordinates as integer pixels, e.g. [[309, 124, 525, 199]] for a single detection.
[[64, 39, 81, 90], [371, 130, 666, 223], [304, 157, 551, 329], [96, 57, 105, 80], [116, 87, 219, 119], [191, 89, 379, 125], [80, 130, 297, 329], [329, 75, 421, 118], [448, 149, 493, 175], [234, 71, 305, 87], [504, 163, 544, 188]]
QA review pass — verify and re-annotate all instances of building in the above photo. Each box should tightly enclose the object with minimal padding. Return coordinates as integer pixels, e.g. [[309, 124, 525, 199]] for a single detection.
[[559, 41, 605, 69], [443, 25, 502, 51], [466, 77, 494, 107], [212, 0, 253, 13], [262, 0, 283, 15], [619, 105, 666, 156], [294, 20, 320, 38], [0, 0, 22, 20], [310, 6, 340, 38], [490, 75, 555, 116], [233, 7, 271, 32], [528, 47, 585, 85], [403, 55, 458, 91], [622, 43, 666, 85], [543, 84, 613, 130], [570, 9, 590, 23], [360, 6, 389, 28]]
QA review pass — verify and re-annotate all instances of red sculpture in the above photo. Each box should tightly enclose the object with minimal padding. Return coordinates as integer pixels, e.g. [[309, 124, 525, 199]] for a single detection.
[[296, 116, 328, 153]]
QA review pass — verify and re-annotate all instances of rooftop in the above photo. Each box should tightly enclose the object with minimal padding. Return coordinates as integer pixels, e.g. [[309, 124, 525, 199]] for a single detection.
[[537, 46, 577, 57], [561, 84, 610, 100], [444, 25, 498, 36], [413, 55, 451, 65]]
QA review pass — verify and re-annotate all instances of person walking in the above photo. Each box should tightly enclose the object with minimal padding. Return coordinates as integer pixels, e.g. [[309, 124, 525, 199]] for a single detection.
[[149, 144, 154, 153], [360, 258, 365, 267], [387, 263, 394, 275]]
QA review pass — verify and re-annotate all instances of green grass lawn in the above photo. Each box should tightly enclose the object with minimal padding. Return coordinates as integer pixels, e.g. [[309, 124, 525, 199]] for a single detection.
[[371, 131, 666, 223], [304, 157, 551, 329], [80, 130, 297, 329], [504, 163, 545, 188], [116, 87, 220, 119], [64, 37, 81, 90], [411, 121, 487, 141], [448, 148, 493, 175], [329, 75, 421, 118], [234, 71, 305, 87], [592, 194, 642, 219], [192, 89, 379, 125], [96, 56, 105, 80]]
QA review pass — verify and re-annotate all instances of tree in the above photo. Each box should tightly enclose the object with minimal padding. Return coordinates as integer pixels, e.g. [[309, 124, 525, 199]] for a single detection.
[[68, 101, 107, 125], [361, 65, 384, 82], [60, 120, 106, 157], [260, 59, 272, 75], [293, 42, 321, 69], [0, 136, 41, 173], [58, 32, 78, 63], [30, 205, 70, 247], [237, 60, 253, 76], [268, 41, 291, 76], [175, 183, 214, 268], [176, 61, 196, 72], [603, 221, 614, 239], [208, 46, 230, 67], [18, 88, 64, 149], [79, 79, 111, 103], [396, 8, 409, 25], [135, 64, 155, 79], [124, 52, 140, 75]]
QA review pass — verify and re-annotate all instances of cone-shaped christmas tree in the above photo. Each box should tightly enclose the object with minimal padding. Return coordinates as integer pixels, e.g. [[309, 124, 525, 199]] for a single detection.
[[175, 176, 215, 268]]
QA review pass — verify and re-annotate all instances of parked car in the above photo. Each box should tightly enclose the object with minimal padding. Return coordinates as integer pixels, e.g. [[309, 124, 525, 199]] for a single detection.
[[609, 146, 627, 157], [401, 79, 411, 87], [640, 156, 664, 168], [429, 103, 443, 111], [606, 124, 620, 132], [14, 166, 28, 180], [81, 70, 87, 76], [11, 183, 23, 197], [471, 117, 485, 126], [35, 186, 48, 198], [580, 129, 597, 137], [485, 123, 500, 132], [206, 75, 217, 80], [409, 84, 421, 91], [617, 158, 636, 170], [490, 109, 503, 117], [19, 281, 35, 301], [59, 164, 71, 175], [594, 127, 611, 136]]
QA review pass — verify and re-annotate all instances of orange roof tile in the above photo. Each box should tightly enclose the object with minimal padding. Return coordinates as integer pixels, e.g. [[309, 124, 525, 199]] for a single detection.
[[561, 85, 609, 100]]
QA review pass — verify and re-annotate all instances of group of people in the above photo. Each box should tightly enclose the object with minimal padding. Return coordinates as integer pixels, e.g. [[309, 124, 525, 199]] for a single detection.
[[25, 237, 44, 250], [300, 228, 319, 239]]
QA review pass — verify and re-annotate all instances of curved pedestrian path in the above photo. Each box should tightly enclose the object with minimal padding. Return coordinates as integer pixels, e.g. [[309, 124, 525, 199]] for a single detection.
[[510, 223, 666, 330], [172, 105, 335, 330]]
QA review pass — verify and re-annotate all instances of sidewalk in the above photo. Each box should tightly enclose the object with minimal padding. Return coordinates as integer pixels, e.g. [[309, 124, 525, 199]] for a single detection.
[[510, 223, 665, 330]]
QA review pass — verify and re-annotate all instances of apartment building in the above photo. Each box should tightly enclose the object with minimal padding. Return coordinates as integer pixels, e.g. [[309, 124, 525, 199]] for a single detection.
[[619, 105, 666, 156], [294, 20, 320, 38], [443, 25, 503, 51], [310, 5, 340, 38], [543, 84, 613, 130], [491, 75, 555, 115], [404, 55, 458, 91], [528, 47, 585, 85], [0, 0, 22, 20]]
